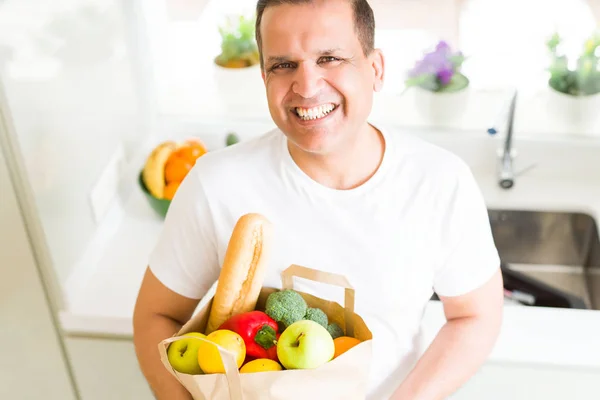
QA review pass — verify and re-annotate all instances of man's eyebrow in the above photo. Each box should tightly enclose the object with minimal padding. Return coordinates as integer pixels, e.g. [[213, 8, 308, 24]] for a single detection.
[[266, 55, 291, 65], [318, 48, 343, 55], [266, 48, 345, 65]]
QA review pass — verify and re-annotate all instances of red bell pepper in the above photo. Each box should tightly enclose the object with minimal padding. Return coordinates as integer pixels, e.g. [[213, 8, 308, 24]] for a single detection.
[[218, 310, 280, 362]]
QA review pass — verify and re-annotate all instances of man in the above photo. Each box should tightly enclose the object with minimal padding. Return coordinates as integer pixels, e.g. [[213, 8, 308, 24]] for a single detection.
[[133, 0, 504, 399]]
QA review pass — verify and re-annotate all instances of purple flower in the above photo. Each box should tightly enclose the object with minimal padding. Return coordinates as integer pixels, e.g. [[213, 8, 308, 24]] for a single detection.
[[406, 40, 465, 89], [435, 40, 451, 54], [409, 51, 452, 77], [437, 67, 454, 85]]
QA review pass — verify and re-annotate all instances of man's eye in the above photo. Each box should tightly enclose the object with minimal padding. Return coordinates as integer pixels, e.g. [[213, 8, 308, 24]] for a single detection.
[[319, 56, 340, 63], [272, 63, 293, 70]]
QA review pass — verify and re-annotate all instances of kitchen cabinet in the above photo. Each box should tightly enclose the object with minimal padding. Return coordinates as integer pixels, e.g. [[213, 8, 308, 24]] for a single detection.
[[65, 337, 155, 400], [452, 362, 600, 400], [64, 336, 600, 400]]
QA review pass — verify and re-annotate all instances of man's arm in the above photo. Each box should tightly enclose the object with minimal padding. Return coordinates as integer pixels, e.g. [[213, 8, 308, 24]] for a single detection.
[[133, 267, 201, 400], [391, 268, 504, 400]]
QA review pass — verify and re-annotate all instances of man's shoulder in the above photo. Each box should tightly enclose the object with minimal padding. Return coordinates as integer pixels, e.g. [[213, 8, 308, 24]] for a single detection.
[[204, 127, 281, 161], [382, 124, 472, 180], [191, 128, 282, 179]]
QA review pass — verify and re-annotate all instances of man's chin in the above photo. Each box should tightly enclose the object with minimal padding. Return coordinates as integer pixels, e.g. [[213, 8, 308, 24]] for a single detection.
[[277, 121, 344, 155]]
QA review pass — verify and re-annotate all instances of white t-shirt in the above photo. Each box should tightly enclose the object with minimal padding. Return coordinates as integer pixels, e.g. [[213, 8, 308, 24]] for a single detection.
[[148, 122, 500, 399]]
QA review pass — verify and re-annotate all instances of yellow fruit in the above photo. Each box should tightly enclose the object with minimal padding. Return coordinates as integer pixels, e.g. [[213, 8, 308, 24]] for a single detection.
[[142, 141, 177, 198], [142, 139, 207, 199], [240, 358, 283, 373], [198, 330, 246, 374]]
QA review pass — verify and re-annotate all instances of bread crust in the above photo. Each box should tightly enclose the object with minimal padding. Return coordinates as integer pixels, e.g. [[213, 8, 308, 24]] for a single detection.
[[205, 213, 273, 334]]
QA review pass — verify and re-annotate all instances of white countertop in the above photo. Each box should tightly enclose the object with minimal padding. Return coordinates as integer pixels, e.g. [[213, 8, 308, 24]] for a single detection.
[[59, 130, 600, 371]]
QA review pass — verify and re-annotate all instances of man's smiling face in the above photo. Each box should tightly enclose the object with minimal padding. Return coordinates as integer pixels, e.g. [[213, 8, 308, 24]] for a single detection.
[[259, 0, 384, 156]]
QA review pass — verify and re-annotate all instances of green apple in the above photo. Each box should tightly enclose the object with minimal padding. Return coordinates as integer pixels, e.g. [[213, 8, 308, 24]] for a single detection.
[[167, 332, 206, 374], [277, 319, 335, 369]]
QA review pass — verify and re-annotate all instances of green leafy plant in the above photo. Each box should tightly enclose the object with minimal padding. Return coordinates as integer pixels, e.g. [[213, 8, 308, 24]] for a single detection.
[[214, 14, 259, 68], [404, 41, 469, 93], [547, 30, 600, 96]]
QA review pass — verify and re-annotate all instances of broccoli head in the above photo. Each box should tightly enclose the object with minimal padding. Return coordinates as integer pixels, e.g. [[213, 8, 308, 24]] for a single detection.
[[304, 307, 328, 328], [265, 289, 308, 329], [327, 322, 344, 339]]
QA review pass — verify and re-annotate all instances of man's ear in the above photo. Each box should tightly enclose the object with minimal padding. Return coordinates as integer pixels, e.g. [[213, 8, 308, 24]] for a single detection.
[[370, 48, 385, 92]]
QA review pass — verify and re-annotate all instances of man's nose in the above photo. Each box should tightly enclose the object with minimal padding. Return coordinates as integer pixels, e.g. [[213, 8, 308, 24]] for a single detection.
[[292, 63, 324, 99]]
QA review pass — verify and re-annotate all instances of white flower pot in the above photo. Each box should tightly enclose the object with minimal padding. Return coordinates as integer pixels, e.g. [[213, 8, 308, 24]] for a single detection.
[[545, 88, 600, 136], [412, 86, 470, 124], [213, 63, 264, 109]]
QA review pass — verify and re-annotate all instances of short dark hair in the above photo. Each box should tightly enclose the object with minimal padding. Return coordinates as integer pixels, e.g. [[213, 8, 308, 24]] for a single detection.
[[255, 0, 375, 68]]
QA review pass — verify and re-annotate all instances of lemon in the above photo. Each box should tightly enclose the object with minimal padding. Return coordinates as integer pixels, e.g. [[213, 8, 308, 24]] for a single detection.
[[198, 329, 246, 374], [240, 358, 283, 373]]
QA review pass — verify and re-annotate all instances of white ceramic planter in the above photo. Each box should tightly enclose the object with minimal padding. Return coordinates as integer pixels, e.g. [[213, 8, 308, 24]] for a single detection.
[[212, 63, 264, 109], [412, 86, 470, 125], [545, 88, 600, 136]]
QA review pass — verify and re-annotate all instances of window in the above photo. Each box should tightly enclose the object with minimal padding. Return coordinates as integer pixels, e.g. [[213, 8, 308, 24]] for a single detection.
[[142, 0, 598, 124], [460, 0, 597, 88]]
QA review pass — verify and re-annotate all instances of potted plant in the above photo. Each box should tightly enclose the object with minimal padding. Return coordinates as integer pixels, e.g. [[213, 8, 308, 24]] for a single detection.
[[545, 30, 600, 131], [214, 13, 260, 69], [404, 40, 470, 124], [212, 13, 263, 109]]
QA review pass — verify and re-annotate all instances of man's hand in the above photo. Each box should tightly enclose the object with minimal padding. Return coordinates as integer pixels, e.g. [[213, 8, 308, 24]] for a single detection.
[[390, 268, 504, 400], [133, 267, 201, 400]]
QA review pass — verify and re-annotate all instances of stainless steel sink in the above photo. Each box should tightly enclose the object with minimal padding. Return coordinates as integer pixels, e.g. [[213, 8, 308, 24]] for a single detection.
[[488, 209, 600, 310]]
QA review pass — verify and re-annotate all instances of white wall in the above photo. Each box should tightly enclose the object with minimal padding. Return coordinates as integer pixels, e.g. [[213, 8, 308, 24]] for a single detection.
[[0, 0, 152, 293]]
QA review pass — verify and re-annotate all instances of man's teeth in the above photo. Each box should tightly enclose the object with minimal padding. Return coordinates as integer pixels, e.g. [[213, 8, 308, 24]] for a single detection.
[[295, 104, 335, 120]]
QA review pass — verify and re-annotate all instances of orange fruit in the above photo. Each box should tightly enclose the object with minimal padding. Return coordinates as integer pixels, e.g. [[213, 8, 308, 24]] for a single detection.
[[164, 152, 193, 184], [178, 144, 206, 164], [163, 140, 207, 185], [163, 181, 180, 200], [185, 137, 207, 152], [333, 336, 361, 359], [197, 330, 246, 374], [178, 140, 207, 162]]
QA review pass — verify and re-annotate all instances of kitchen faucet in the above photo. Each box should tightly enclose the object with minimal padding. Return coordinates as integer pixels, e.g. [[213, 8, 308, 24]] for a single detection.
[[487, 89, 518, 189]]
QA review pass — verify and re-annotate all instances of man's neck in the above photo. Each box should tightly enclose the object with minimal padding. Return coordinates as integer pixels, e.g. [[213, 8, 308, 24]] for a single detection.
[[288, 124, 385, 190]]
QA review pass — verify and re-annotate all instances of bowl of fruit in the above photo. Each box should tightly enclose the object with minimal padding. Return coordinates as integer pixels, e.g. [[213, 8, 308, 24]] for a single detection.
[[140, 138, 208, 218]]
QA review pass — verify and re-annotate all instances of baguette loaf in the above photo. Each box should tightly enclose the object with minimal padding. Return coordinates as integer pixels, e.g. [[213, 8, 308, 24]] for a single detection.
[[205, 213, 274, 334]]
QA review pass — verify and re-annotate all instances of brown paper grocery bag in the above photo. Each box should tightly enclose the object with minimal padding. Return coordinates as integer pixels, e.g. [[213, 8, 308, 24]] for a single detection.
[[158, 265, 373, 400]]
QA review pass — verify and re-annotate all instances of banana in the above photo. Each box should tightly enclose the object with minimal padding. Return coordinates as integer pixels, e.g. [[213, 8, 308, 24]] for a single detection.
[[142, 141, 178, 199]]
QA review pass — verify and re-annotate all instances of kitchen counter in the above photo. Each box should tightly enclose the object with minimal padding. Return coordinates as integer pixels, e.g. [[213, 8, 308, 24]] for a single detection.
[[59, 129, 600, 371]]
